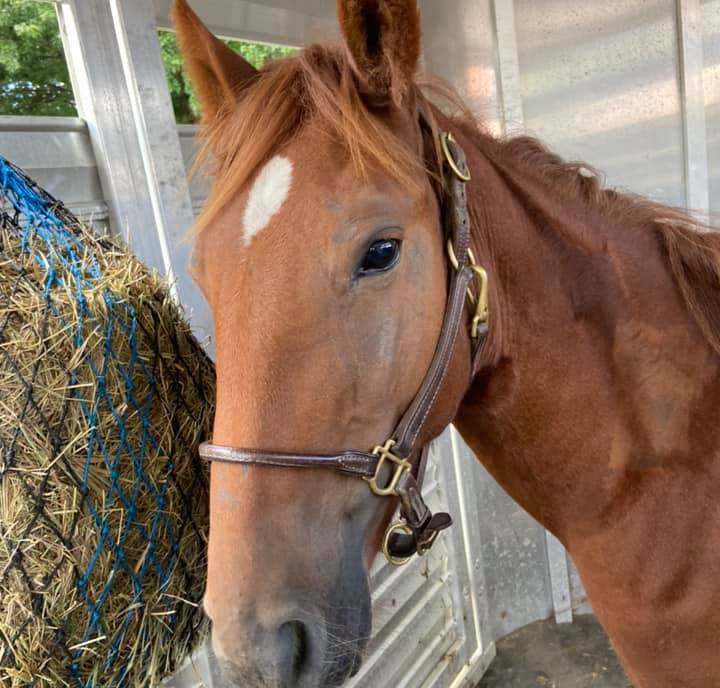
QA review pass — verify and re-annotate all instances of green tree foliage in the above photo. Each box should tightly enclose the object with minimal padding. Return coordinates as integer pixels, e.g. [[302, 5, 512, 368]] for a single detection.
[[0, 0, 76, 116], [160, 31, 297, 123]]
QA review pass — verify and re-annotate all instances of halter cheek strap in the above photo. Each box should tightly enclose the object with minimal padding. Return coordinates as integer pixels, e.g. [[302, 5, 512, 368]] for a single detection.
[[199, 128, 489, 566]]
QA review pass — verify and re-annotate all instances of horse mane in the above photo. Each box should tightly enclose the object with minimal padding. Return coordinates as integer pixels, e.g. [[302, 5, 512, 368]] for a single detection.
[[193, 42, 720, 357], [658, 220, 720, 355], [498, 134, 720, 356], [447, 120, 720, 356]]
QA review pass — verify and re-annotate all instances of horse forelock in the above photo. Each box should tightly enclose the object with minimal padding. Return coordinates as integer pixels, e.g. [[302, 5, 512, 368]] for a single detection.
[[190, 43, 429, 238]]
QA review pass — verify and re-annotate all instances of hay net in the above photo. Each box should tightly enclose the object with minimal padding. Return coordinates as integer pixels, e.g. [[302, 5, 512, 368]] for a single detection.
[[0, 156, 214, 687]]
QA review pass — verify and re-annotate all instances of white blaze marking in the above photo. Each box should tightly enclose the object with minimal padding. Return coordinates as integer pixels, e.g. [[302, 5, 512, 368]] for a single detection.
[[242, 156, 293, 244]]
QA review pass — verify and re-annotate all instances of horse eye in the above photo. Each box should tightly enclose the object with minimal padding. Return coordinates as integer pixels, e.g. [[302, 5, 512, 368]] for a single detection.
[[359, 239, 401, 275]]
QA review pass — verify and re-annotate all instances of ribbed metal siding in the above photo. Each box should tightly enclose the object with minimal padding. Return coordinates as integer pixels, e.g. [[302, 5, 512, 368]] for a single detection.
[[346, 477, 460, 688], [348, 432, 494, 688], [515, 0, 685, 206], [0, 116, 108, 228]]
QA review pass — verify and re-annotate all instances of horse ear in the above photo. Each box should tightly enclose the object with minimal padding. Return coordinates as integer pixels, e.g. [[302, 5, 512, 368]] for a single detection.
[[172, 0, 258, 120], [336, 0, 422, 107]]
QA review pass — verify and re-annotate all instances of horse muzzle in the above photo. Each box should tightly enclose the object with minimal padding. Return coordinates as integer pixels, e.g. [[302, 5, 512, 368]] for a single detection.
[[208, 605, 365, 688]]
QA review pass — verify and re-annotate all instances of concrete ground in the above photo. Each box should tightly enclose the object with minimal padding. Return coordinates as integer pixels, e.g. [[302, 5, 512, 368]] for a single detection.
[[477, 615, 632, 688]]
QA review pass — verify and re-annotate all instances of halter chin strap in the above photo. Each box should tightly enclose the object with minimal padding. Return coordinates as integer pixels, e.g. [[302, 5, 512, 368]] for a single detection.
[[199, 127, 489, 566]]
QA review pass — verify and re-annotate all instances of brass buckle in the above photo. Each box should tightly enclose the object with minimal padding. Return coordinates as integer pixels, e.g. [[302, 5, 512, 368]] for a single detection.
[[447, 240, 489, 339], [365, 439, 411, 497], [439, 131, 471, 182], [468, 261, 489, 338], [382, 520, 414, 567]]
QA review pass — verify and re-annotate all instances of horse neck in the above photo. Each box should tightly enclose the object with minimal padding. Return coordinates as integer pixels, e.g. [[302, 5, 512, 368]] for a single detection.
[[451, 128, 720, 539]]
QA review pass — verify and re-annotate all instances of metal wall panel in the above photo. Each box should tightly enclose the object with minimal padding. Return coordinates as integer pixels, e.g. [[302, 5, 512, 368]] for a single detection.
[[347, 435, 493, 688], [153, 0, 336, 44], [678, 0, 710, 212], [419, 0, 502, 134], [469, 463, 553, 638], [515, 0, 686, 206], [0, 117, 108, 227], [177, 124, 208, 216], [702, 0, 720, 217]]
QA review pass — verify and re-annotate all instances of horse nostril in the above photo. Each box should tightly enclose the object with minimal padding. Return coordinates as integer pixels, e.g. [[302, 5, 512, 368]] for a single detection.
[[277, 620, 310, 681], [348, 651, 362, 678]]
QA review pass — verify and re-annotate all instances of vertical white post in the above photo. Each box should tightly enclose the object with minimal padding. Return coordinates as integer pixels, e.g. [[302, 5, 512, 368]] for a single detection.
[[492, 0, 524, 135], [677, 0, 710, 215], [442, 427, 497, 687], [56, 0, 212, 344]]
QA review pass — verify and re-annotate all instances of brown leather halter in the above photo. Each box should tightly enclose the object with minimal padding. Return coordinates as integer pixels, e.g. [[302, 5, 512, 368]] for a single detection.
[[199, 119, 489, 566]]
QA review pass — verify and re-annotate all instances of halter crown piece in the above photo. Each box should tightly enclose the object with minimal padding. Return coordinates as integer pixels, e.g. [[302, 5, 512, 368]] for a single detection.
[[199, 121, 489, 566]]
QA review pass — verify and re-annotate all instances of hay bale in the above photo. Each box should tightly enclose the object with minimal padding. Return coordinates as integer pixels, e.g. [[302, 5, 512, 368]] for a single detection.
[[0, 157, 213, 687]]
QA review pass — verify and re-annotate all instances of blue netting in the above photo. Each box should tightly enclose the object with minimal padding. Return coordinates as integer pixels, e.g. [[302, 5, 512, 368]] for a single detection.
[[0, 156, 212, 687]]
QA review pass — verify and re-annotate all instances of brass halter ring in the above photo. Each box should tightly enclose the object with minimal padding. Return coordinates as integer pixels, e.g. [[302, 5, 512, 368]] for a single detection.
[[440, 131, 472, 182], [382, 520, 415, 567]]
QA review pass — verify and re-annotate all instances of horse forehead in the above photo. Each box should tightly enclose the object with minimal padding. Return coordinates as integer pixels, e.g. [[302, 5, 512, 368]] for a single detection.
[[242, 155, 294, 245]]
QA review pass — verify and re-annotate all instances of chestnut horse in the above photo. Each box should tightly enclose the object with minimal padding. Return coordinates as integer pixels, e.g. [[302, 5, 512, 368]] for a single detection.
[[173, 0, 720, 686]]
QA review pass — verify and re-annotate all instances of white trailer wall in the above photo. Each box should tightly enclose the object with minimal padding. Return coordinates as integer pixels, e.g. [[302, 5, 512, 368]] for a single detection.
[[703, 0, 720, 216]]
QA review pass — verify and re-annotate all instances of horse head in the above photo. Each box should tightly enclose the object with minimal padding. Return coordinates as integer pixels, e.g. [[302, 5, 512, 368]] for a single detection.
[[173, 1, 479, 685]]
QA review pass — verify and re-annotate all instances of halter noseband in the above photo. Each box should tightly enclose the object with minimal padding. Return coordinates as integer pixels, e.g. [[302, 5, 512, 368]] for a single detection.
[[199, 123, 489, 566]]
